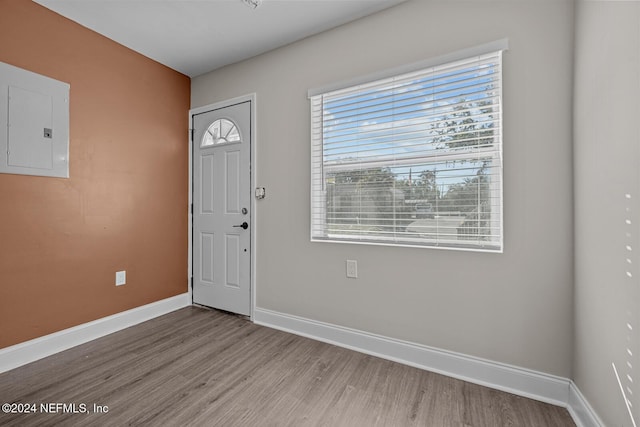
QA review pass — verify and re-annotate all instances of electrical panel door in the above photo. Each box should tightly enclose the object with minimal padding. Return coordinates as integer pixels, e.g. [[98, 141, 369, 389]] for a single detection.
[[0, 61, 69, 178]]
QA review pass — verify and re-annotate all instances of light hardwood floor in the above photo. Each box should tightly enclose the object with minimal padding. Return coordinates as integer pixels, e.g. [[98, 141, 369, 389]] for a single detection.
[[0, 306, 575, 426]]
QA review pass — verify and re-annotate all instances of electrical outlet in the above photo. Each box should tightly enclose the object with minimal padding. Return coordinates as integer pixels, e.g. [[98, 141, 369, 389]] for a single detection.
[[115, 270, 126, 286], [346, 260, 358, 279]]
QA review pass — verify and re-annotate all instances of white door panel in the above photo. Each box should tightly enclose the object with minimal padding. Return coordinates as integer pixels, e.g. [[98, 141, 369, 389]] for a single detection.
[[192, 101, 251, 315]]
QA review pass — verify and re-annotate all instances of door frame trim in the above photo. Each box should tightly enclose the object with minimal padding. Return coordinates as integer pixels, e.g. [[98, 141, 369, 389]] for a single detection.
[[188, 93, 257, 319]]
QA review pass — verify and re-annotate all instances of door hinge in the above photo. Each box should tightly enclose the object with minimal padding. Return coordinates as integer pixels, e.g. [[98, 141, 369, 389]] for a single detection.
[[190, 128, 194, 142], [190, 277, 194, 289], [190, 203, 193, 214]]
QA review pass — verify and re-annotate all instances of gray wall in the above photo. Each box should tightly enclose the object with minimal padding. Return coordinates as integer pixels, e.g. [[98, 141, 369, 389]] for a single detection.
[[574, 1, 640, 425], [192, 0, 575, 377]]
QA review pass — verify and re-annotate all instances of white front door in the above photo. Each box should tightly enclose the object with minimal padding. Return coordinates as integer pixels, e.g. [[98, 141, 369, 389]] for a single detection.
[[192, 100, 251, 316]]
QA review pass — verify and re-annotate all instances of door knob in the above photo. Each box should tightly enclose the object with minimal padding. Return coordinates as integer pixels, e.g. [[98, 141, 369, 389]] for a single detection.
[[233, 222, 249, 230]]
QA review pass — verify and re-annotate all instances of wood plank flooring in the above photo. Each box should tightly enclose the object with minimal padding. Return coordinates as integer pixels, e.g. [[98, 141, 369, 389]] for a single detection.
[[0, 306, 575, 426]]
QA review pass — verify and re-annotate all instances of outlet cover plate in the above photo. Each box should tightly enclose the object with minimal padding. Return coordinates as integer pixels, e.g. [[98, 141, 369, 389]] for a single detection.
[[115, 270, 126, 286], [346, 260, 358, 279]]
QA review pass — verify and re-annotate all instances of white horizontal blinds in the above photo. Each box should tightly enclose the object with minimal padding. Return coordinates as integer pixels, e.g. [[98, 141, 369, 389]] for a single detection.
[[310, 94, 326, 239], [310, 50, 503, 251]]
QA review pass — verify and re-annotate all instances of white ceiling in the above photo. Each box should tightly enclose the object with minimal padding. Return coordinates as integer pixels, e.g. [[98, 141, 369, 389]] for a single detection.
[[33, 0, 406, 77]]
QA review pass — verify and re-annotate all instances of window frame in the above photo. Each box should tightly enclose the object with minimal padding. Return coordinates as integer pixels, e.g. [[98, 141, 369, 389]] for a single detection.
[[308, 40, 507, 252]]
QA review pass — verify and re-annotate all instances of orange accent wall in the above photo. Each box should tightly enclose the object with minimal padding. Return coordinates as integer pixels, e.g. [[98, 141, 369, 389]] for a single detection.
[[0, 1, 190, 348]]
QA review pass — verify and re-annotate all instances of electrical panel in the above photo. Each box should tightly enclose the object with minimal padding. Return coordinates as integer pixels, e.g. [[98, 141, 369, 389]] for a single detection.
[[0, 61, 69, 178]]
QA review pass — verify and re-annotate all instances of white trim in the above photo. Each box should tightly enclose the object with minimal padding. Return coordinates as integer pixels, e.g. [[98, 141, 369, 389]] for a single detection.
[[254, 307, 603, 427], [188, 110, 194, 304], [0, 297, 604, 427], [308, 38, 509, 98], [188, 94, 257, 319], [0, 293, 190, 374], [567, 381, 606, 427], [250, 95, 258, 320], [254, 307, 567, 405]]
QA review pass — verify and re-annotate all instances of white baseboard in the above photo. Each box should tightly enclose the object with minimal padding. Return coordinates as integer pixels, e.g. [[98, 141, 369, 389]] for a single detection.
[[254, 307, 603, 427], [0, 299, 603, 427], [0, 293, 190, 374], [567, 381, 605, 427]]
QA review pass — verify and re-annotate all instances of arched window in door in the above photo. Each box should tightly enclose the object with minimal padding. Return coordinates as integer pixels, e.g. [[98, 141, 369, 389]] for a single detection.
[[201, 118, 240, 146]]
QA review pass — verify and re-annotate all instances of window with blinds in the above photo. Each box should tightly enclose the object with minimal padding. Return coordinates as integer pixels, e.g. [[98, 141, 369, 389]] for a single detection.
[[309, 48, 504, 251]]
